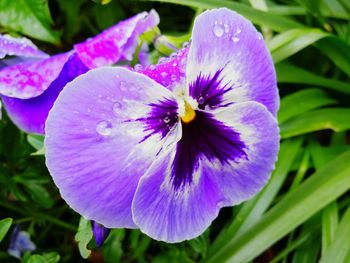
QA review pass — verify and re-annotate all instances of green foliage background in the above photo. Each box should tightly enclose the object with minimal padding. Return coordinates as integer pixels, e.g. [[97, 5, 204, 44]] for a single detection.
[[1, 0, 350, 262]]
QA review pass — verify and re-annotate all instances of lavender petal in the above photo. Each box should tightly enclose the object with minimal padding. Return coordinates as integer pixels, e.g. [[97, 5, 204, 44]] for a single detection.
[[186, 8, 279, 116], [45, 67, 181, 228]]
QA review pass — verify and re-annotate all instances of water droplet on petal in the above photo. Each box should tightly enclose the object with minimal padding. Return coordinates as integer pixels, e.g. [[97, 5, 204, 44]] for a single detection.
[[119, 81, 127, 91], [232, 36, 240, 43], [161, 72, 168, 78], [198, 96, 205, 104], [224, 24, 229, 33], [134, 64, 143, 71], [171, 74, 177, 81], [182, 41, 190, 48], [96, 120, 113, 136], [213, 24, 224, 37], [163, 116, 170, 123], [149, 64, 156, 70], [113, 102, 123, 114], [236, 28, 242, 34]]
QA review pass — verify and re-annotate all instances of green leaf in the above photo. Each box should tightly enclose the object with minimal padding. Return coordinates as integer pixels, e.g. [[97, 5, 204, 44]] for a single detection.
[[142, 0, 302, 31], [291, 217, 321, 263], [320, 205, 350, 263], [276, 63, 350, 94], [278, 88, 337, 123], [42, 252, 60, 263], [271, 216, 320, 263], [188, 231, 209, 257], [205, 149, 350, 263], [75, 217, 93, 259], [27, 134, 45, 151], [315, 37, 350, 78], [0, 218, 12, 243], [103, 229, 125, 263], [25, 183, 53, 208], [268, 28, 328, 63], [0, 0, 60, 44], [280, 108, 350, 138], [28, 255, 48, 263], [321, 202, 338, 255]]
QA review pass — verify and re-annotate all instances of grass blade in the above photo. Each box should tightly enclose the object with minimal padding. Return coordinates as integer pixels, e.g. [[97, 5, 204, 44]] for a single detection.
[[205, 149, 350, 263]]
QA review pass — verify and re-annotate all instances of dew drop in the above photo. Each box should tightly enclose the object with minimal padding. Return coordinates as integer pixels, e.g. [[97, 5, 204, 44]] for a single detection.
[[134, 64, 143, 71], [149, 64, 156, 70], [158, 57, 168, 64], [96, 120, 113, 136], [161, 72, 168, 78], [163, 116, 170, 123], [113, 102, 123, 114], [119, 81, 127, 91], [182, 41, 190, 48], [213, 24, 224, 37], [224, 24, 229, 33], [232, 36, 240, 43], [198, 96, 205, 104], [236, 28, 242, 34], [171, 74, 177, 81]]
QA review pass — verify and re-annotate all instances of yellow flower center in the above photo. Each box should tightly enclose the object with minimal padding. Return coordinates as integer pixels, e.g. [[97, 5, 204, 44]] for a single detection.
[[181, 101, 196, 123]]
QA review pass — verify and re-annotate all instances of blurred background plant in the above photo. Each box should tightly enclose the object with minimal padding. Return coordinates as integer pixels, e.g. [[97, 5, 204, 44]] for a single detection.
[[1, 0, 350, 262]]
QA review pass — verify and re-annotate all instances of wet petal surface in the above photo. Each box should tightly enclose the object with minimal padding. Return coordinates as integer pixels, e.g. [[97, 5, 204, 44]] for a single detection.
[[0, 34, 48, 59], [1, 54, 88, 134], [74, 10, 159, 68], [45, 67, 181, 228], [0, 52, 71, 99], [186, 8, 278, 115]]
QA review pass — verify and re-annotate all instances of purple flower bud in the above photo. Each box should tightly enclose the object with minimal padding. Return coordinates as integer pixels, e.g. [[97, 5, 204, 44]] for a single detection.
[[92, 221, 110, 247]]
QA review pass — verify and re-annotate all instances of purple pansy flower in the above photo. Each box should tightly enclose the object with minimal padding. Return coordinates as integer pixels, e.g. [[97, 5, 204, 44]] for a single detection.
[[0, 10, 159, 134], [45, 8, 279, 243]]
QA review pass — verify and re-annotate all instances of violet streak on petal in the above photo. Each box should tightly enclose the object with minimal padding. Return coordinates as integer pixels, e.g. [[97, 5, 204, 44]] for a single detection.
[[186, 8, 279, 116], [0, 34, 48, 59], [136, 98, 178, 142], [189, 68, 234, 110], [171, 111, 247, 189]]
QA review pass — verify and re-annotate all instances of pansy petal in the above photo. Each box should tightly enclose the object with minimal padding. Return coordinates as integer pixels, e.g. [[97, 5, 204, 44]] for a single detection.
[[0, 34, 48, 59], [74, 10, 159, 68], [186, 8, 278, 116], [202, 102, 279, 204], [45, 67, 181, 228], [1, 53, 88, 134], [132, 101, 279, 242], [0, 52, 71, 99], [138, 47, 189, 91]]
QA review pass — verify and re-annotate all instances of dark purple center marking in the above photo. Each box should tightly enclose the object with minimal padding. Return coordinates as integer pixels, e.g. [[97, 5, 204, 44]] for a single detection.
[[136, 98, 179, 142], [136, 70, 246, 190], [189, 68, 233, 110], [171, 111, 247, 189]]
